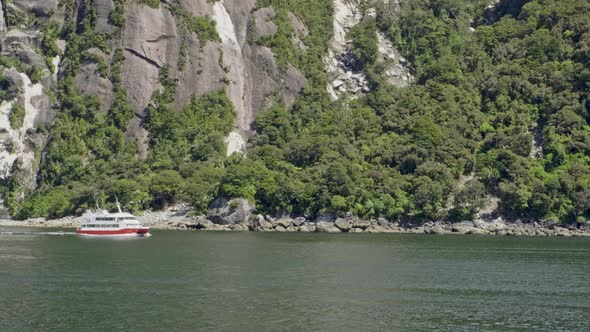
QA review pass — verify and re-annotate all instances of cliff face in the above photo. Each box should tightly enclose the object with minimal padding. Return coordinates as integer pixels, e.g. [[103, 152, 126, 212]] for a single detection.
[[0, 0, 415, 217], [0, 0, 59, 206], [76, 0, 306, 156], [0, 0, 312, 201], [3, 0, 586, 225], [326, 0, 412, 100]]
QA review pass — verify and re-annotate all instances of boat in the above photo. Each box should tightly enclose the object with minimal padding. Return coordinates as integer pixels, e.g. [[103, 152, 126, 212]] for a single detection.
[[76, 202, 150, 237]]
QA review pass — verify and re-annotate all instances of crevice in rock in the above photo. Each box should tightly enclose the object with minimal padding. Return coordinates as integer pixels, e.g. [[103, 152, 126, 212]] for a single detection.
[[146, 34, 175, 43], [124, 47, 161, 69]]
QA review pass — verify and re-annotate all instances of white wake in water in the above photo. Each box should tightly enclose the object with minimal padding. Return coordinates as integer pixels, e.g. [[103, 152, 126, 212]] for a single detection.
[[0, 231, 76, 236]]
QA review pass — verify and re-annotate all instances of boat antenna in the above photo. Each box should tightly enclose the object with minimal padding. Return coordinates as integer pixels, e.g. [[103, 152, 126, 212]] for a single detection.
[[115, 195, 122, 213]]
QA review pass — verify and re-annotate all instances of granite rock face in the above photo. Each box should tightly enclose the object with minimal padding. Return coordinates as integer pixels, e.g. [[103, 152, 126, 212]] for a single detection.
[[252, 7, 278, 40], [0, 0, 413, 215], [0, 0, 310, 208], [207, 198, 255, 225], [0, 0, 62, 205], [12, 0, 59, 15], [325, 0, 412, 100]]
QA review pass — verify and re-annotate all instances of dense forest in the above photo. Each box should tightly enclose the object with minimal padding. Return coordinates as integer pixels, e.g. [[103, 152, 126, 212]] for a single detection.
[[2, 0, 589, 225]]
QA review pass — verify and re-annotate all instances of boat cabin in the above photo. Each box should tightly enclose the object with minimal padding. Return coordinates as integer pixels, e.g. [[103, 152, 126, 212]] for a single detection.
[[81, 211, 142, 229]]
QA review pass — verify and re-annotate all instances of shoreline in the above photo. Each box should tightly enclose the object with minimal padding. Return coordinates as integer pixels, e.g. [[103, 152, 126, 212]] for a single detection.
[[1, 213, 589, 237]]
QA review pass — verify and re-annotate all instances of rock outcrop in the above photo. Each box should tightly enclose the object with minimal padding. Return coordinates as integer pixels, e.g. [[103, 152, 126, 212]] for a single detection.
[[325, 0, 363, 100], [251, 7, 278, 40], [8, 0, 59, 18], [0, 68, 53, 194], [325, 0, 412, 100], [0, 0, 62, 205], [207, 197, 254, 225], [376, 31, 412, 87], [315, 221, 342, 233]]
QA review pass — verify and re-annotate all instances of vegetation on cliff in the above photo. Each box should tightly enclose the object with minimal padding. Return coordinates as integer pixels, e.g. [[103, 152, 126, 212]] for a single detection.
[[237, 0, 590, 224], [3, 0, 590, 225]]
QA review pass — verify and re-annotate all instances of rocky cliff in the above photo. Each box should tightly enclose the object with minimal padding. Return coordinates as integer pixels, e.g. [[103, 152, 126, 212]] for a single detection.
[[0, 0, 313, 207], [326, 0, 412, 100], [1, 0, 58, 213], [0, 0, 409, 213], [4, 0, 574, 227]]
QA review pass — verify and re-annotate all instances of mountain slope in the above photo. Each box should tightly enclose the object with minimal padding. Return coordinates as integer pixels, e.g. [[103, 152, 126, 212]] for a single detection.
[[0, 0, 589, 225]]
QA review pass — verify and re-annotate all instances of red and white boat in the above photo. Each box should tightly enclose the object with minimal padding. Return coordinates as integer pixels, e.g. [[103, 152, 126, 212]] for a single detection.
[[76, 203, 150, 237]]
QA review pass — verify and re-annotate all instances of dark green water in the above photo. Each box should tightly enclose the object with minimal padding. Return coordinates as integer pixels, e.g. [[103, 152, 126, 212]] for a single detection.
[[1, 229, 589, 331]]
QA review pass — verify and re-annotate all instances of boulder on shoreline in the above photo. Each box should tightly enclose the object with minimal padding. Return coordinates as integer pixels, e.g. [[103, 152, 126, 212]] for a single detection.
[[4, 210, 590, 237], [352, 219, 371, 230], [273, 219, 292, 229], [298, 224, 316, 232], [292, 217, 306, 227], [207, 198, 254, 225], [251, 214, 273, 231], [334, 218, 351, 232], [316, 221, 341, 233]]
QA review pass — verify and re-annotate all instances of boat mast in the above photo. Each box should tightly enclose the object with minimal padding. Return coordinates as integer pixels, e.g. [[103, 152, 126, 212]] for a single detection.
[[115, 196, 123, 213]]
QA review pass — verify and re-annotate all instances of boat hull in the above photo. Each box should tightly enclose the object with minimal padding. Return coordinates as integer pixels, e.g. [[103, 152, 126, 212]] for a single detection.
[[76, 228, 150, 237]]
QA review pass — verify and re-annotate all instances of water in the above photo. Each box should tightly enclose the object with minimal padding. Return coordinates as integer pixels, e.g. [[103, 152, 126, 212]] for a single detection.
[[1, 229, 589, 331]]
